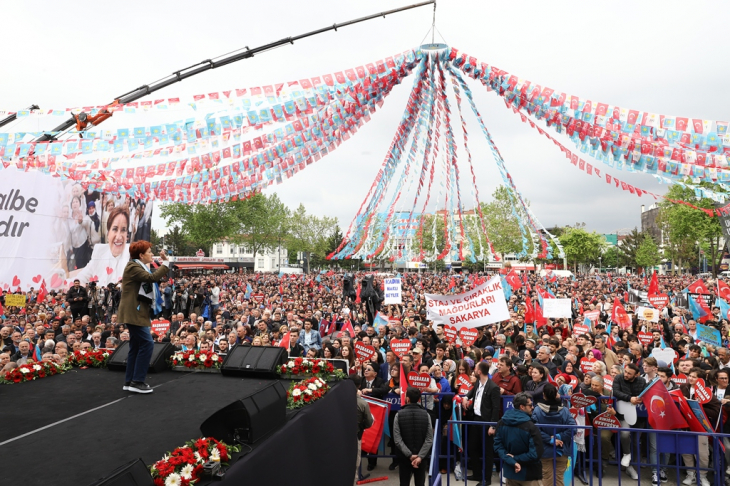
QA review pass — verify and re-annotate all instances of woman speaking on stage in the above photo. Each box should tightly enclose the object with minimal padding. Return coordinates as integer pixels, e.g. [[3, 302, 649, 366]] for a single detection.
[[117, 240, 169, 394]]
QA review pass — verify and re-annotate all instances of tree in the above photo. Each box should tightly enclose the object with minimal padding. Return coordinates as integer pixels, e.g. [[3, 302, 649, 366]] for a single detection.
[[164, 225, 197, 256], [658, 182, 725, 276], [636, 235, 661, 270], [159, 202, 237, 254], [481, 186, 523, 260], [558, 227, 607, 272], [602, 246, 619, 268], [230, 193, 291, 262], [617, 228, 646, 269]]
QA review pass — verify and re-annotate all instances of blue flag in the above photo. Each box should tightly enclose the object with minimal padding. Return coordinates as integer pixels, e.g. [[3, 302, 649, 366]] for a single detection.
[[689, 297, 708, 321], [245, 283, 252, 300], [719, 298, 730, 321], [373, 312, 389, 331], [501, 277, 512, 300]]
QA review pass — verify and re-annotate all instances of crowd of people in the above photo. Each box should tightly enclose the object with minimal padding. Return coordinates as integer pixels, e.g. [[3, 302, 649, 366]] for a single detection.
[[2, 266, 730, 485]]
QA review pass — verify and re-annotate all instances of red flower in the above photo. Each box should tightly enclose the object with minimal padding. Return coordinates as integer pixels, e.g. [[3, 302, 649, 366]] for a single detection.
[[203, 358, 213, 368], [192, 465, 204, 479], [12, 374, 21, 383]]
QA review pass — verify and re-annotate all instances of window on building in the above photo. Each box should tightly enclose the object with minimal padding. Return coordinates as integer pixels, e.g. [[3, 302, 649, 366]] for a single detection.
[[231, 246, 236, 255], [271, 258, 276, 268], [216, 244, 223, 254], [257, 258, 264, 268]]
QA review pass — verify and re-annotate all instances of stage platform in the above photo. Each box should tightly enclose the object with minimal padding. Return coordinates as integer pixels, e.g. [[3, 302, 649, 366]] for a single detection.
[[1, 367, 356, 486]]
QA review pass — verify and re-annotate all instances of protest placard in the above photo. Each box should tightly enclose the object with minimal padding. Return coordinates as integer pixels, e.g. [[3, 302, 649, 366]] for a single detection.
[[425, 275, 509, 328], [383, 278, 402, 305], [5, 294, 26, 307], [542, 298, 572, 318], [696, 323, 722, 347]]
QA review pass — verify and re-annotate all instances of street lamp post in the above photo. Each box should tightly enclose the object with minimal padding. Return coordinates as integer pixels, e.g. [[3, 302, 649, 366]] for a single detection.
[[599, 256, 602, 274]]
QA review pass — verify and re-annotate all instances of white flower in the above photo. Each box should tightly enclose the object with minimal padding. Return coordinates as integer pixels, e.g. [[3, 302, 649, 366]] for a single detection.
[[180, 464, 194, 480], [188, 355, 196, 361], [80, 350, 87, 355], [210, 448, 220, 462], [20, 368, 30, 374], [194, 452, 202, 462], [33, 364, 41, 371], [292, 389, 302, 397], [302, 359, 310, 366], [165, 473, 182, 486], [211, 354, 218, 361], [305, 389, 312, 395], [308, 383, 317, 391], [288, 360, 295, 367]]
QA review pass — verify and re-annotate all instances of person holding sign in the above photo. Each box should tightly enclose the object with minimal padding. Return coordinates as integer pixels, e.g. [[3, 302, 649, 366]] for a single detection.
[[679, 367, 719, 486], [117, 242, 169, 394], [612, 363, 646, 480], [462, 361, 500, 485]]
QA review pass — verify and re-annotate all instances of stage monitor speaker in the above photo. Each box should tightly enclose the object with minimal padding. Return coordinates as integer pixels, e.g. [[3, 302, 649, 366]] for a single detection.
[[220, 345, 287, 378], [200, 381, 287, 444], [87, 458, 153, 486], [106, 341, 174, 373]]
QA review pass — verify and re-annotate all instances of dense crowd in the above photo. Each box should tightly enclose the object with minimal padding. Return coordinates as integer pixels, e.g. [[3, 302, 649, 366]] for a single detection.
[[2, 268, 730, 486]]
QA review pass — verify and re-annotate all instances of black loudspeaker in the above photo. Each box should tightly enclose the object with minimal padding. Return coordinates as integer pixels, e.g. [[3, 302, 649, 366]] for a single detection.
[[88, 458, 153, 486], [200, 381, 287, 444], [343, 274, 356, 299], [220, 345, 287, 378], [360, 275, 376, 300], [106, 341, 174, 373]]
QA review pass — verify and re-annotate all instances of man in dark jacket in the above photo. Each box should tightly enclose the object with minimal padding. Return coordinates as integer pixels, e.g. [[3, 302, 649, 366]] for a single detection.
[[679, 367, 717, 486], [462, 361, 501, 485], [393, 387, 433, 486], [611, 363, 646, 480], [494, 392, 544, 485], [66, 279, 89, 320]]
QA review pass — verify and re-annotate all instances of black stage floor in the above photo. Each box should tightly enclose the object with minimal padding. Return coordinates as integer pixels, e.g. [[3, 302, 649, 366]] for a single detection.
[[0, 368, 307, 486]]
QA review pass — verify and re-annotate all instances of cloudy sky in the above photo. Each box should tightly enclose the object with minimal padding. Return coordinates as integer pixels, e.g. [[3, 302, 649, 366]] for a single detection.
[[2, 0, 728, 236]]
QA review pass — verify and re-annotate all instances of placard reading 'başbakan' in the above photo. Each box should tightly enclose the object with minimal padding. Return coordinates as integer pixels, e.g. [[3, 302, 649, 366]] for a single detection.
[[425, 275, 510, 329]]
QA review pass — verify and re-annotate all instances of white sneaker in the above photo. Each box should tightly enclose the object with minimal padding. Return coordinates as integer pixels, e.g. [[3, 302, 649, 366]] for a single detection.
[[683, 471, 696, 485], [699, 474, 711, 486], [621, 453, 632, 467], [726, 465, 730, 476], [626, 466, 638, 480]]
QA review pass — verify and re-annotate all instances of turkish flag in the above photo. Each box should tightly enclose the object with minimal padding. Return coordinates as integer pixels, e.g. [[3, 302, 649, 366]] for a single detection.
[[535, 300, 547, 328], [506, 270, 522, 290], [687, 278, 710, 294], [612, 297, 632, 329], [641, 379, 688, 430], [648, 271, 659, 295], [718, 280, 730, 302], [524, 297, 535, 324], [669, 389, 710, 433]]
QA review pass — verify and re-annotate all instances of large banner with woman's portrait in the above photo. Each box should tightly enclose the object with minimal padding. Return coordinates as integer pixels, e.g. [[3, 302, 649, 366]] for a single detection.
[[0, 171, 153, 290]]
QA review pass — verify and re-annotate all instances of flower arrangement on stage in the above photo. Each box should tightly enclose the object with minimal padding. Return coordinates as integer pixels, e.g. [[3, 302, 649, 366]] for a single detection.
[[150, 437, 241, 486], [169, 350, 222, 370], [1, 359, 65, 384], [287, 376, 329, 409], [67, 349, 110, 368], [277, 357, 345, 380]]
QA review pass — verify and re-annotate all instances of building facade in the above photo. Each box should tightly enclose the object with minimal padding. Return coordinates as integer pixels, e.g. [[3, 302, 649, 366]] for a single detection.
[[211, 240, 288, 272]]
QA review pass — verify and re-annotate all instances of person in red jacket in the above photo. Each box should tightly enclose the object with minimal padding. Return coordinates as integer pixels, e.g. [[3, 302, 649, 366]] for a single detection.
[[493, 355, 523, 396]]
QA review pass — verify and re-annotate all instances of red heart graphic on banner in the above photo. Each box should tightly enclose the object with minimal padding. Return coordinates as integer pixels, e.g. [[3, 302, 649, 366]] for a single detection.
[[354, 343, 377, 362], [390, 339, 411, 358], [32, 275, 42, 284], [693, 378, 712, 404], [12, 276, 20, 287], [637, 331, 653, 346], [570, 393, 598, 408], [2, 284, 8, 290], [443, 325, 458, 343], [106, 267, 114, 275], [457, 373, 473, 395], [458, 327, 479, 347], [50, 273, 64, 288], [647, 293, 669, 311], [407, 371, 431, 389], [593, 411, 621, 428], [89, 275, 99, 283], [579, 357, 596, 374]]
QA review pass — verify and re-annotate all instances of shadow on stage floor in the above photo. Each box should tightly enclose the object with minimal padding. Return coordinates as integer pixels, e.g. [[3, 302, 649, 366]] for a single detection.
[[1, 368, 289, 485]]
